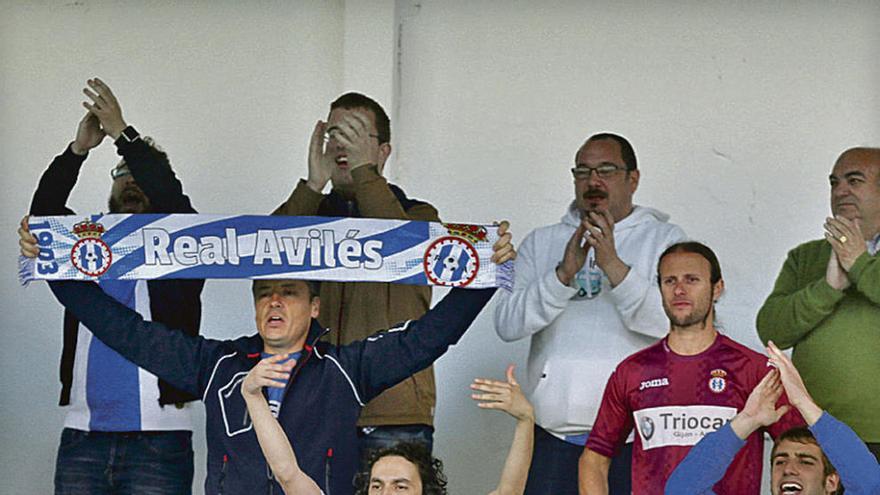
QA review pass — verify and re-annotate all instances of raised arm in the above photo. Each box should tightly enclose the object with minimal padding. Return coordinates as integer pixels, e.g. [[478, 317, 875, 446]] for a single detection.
[[810, 413, 880, 494], [81, 77, 195, 214], [470, 365, 534, 495], [47, 280, 220, 397], [343, 224, 512, 400], [345, 286, 497, 402], [767, 340, 880, 492], [664, 370, 789, 494], [241, 355, 323, 495], [30, 111, 105, 215], [273, 121, 326, 216]]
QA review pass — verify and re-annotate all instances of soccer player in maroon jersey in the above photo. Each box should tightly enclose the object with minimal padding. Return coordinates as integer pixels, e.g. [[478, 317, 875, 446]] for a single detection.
[[578, 242, 803, 495]]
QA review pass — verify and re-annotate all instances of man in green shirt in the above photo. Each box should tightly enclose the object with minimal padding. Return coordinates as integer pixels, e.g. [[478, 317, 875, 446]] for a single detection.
[[757, 147, 880, 461]]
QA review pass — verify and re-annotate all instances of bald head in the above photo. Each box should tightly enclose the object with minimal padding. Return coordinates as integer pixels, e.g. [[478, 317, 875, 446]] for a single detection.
[[836, 147, 880, 170], [829, 147, 880, 239]]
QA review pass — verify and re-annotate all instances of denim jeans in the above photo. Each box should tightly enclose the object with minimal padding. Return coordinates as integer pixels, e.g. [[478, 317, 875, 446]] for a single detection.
[[523, 425, 632, 495], [357, 424, 434, 468], [54, 428, 193, 495]]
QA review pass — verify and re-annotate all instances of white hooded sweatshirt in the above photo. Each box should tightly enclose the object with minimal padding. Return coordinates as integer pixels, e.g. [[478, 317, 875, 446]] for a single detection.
[[495, 204, 686, 438]]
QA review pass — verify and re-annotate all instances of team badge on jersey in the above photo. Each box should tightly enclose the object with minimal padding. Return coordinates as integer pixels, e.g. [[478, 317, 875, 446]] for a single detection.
[[708, 369, 728, 393], [70, 219, 112, 277], [423, 235, 479, 287], [639, 416, 655, 440]]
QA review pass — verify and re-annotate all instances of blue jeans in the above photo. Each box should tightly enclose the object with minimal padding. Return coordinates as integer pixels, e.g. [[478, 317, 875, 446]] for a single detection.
[[357, 424, 434, 468], [524, 425, 632, 495], [54, 428, 193, 495]]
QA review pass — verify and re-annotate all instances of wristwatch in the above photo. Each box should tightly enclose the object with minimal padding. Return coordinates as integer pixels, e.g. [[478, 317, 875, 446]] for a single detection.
[[115, 125, 141, 146]]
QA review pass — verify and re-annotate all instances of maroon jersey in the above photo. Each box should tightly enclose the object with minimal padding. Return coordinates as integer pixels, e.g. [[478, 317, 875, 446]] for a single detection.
[[584, 333, 803, 495]]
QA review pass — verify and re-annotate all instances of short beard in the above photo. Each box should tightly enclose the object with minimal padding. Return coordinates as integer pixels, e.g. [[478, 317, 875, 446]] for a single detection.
[[665, 298, 714, 331], [669, 310, 712, 330]]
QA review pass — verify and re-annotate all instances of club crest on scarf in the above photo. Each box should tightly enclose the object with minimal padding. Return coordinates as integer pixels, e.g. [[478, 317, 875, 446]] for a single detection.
[[70, 219, 113, 277], [422, 224, 486, 287]]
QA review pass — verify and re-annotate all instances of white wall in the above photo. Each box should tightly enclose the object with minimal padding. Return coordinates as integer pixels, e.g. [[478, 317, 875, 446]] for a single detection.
[[0, 1, 878, 493], [0, 1, 346, 493], [393, 1, 879, 493]]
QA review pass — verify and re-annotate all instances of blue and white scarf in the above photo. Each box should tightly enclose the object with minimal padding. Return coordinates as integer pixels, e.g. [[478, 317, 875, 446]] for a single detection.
[[20, 214, 512, 289]]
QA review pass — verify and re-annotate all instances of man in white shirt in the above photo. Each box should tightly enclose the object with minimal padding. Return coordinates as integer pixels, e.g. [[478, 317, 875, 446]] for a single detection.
[[494, 133, 686, 494]]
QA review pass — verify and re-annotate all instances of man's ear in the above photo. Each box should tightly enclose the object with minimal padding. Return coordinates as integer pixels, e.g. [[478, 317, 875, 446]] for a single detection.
[[627, 169, 640, 193], [712, 279, 725, 302], [824, 472, 840, 494], [310, 296, 320, 319], [376, 142, 392, 173]]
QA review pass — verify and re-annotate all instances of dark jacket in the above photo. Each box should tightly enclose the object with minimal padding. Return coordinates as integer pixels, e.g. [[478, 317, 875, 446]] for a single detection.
[[48, 280, 495, 494], [30, 140, 203, 405]]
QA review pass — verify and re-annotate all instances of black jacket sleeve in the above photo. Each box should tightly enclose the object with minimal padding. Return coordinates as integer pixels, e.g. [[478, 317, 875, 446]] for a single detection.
[[338, 287, 496, 403], [29, 144, 86, 215]]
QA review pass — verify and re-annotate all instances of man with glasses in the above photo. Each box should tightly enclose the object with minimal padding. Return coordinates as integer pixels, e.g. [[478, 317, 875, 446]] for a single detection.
[[23, 78, 202, 494], [495, 133, 686, 494], [273, 93, 441, 462]]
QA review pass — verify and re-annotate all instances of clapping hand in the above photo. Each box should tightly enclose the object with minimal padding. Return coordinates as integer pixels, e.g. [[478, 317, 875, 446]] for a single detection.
[[470, 365, 535, 423], [82, 78, 127, 139], [824, 215, 866, 272], [730, 369, 790, 439], [767, 341, 823, 425]]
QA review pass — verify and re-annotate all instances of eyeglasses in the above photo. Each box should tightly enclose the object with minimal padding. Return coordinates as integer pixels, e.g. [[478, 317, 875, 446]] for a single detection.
[[110, 167, 131, 180], [571, 164, 627, 180]]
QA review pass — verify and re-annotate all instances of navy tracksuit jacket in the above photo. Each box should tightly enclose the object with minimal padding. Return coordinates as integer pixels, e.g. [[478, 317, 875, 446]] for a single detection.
[[49, 280, 494, 494]]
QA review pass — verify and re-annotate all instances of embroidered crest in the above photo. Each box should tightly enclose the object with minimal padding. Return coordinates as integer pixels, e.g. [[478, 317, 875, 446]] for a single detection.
[[70, 219, 112, 277], [708, 369, 728, 394], [442, 223, 488, 243]]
